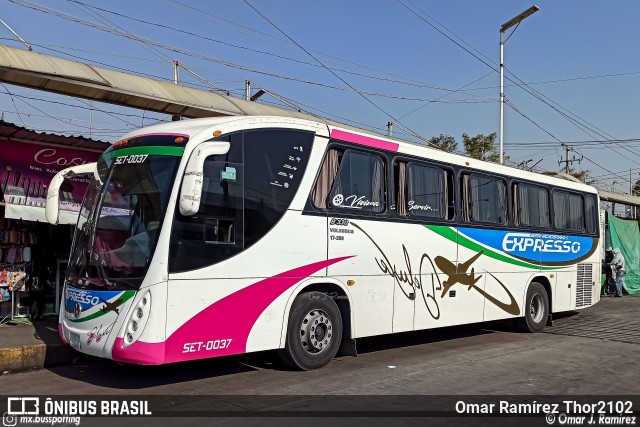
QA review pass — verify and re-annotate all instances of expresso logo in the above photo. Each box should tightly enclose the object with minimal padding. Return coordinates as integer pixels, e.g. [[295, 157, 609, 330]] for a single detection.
[[502, 233, 581, 254]]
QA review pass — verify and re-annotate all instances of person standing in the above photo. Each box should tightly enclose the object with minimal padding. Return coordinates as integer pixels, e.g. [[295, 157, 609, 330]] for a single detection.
[[612, 248, 626, 297], [603, 247, 614, 295]]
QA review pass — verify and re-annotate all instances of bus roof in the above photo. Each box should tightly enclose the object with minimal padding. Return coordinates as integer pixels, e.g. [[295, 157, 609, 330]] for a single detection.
[[120, 115, 598, 195]]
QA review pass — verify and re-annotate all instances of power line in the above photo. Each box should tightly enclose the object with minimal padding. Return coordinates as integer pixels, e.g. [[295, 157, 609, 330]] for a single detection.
[[399, 0, 640, 172], [504, 98, 562, 142], [22, 0, 479, 96], [465, 70, 640, 92], [397, 71, 494, 120], [11, 1, 495, 105], [242, 0, 439, 146], [399, 0, 640, 166], [0, 90, 165, 120], [0, 84, 28, 127], [156, 0, 478, 93]]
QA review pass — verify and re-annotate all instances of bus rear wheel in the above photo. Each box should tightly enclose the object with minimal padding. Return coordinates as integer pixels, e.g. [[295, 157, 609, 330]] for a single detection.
[[516, 282, 549, 333], [280, 291, 343, 370]]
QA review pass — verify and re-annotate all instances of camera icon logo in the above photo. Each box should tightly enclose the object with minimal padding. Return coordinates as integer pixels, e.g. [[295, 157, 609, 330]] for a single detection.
[[2, 412, 17, 427]]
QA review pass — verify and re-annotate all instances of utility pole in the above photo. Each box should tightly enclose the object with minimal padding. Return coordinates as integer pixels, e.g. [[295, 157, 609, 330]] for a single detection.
[[172, 61, 180, 122], [245, 80, 251, 101], [499, 5, 540, 165], [558, 143, 582, 175], [612, 180, 618, 216], [631, 169, 637, 219], [88, 101, 93, 139], [387, 122, 393, 137]]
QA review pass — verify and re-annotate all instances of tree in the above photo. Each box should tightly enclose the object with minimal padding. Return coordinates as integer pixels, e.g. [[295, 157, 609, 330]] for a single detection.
[[633, 179, 640, 195], [429, 134, 458, 152], [462, 132, 502, 163], [567, 169, 594, 184]]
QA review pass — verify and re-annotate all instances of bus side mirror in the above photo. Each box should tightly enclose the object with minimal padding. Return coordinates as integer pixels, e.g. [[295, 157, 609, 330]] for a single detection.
[[46, 162, 98, 225], [179, 141, 230, 216]]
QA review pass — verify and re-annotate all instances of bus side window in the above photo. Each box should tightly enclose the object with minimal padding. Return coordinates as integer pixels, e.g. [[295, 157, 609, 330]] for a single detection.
[[514, 182, 550, 229], [328, 150, 385, 213], [312, 148, 343, 209], [553, 190, 585, 232], [395, 161, 454, 221], [461, 173, 507, 224]]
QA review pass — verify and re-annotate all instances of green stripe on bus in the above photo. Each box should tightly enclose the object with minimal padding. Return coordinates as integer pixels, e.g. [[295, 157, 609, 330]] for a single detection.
[[102, 146, 184, 161], [424, 225, 558, 271]]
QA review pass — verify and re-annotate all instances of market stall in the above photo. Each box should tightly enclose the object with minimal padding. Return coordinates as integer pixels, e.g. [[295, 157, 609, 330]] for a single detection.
[[0, 120, 108, 322]]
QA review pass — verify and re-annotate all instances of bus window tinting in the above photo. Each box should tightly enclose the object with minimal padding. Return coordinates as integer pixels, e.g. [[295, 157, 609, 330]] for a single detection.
[[553, 190, 585, 231], [407, 163, 444, 218], [169, 129, 313, 272], [515, 183, 550, 228], [463, 174, 507, 224], [328, 150, 385, 213]]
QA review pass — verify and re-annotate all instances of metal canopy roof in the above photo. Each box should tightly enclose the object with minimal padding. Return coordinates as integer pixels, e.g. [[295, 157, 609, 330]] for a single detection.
[[597, 190, 640, 206], [0, 119, 110, 151], [0, 44, 323, 121]]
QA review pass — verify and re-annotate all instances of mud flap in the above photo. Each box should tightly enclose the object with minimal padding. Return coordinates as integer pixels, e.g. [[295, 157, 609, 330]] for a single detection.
[[338, 337, 357, 357]]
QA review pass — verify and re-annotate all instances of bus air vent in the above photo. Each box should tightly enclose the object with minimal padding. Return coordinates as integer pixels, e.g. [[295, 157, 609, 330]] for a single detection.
[[575, 263, 593, 308]]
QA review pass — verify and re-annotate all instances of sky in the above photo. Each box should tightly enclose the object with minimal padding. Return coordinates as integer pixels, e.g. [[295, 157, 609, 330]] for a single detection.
[[1, 0, 640, 194]]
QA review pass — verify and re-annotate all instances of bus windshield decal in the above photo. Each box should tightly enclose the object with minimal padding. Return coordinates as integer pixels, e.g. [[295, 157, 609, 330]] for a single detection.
[[101, 146, 184, 163]]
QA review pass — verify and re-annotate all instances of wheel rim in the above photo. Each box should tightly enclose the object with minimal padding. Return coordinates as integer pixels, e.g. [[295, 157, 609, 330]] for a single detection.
[[530, 294, 545, 323], [299, 309, 333, 354]]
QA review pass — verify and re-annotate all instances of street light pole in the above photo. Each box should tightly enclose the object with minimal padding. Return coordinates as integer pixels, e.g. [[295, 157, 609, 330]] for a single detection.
[[499, 5, 539, 165]]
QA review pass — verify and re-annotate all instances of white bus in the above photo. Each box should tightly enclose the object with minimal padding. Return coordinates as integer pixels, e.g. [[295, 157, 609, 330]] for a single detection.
[[48, 116, 602, 370]]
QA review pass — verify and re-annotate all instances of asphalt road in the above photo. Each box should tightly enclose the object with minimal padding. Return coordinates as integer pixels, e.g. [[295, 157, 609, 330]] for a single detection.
[[2, 295, 639, 426]]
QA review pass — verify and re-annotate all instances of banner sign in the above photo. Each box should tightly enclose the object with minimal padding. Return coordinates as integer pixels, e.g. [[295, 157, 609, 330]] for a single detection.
[[0, 395, 638, 425], [0, 140, 102, 212]]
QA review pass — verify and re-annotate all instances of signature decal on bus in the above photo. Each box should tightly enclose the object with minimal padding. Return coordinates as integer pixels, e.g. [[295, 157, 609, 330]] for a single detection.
[[86, 322, 115, 345], [351, 222, 520, 319], [408, 201, 436, 212], [332, 193, 380, 209]]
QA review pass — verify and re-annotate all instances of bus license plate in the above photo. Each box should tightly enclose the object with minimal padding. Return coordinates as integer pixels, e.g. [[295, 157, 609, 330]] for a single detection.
[[70, 332, 81, 350]]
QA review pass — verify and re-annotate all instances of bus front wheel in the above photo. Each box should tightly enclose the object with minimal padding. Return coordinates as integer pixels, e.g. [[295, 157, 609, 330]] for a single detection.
[[516, 282, 549, 333], [280, 291, 343, 370]]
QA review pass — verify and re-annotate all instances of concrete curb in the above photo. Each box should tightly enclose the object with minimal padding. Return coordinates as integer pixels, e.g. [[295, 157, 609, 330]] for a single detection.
[[0, 343, 78, 374]]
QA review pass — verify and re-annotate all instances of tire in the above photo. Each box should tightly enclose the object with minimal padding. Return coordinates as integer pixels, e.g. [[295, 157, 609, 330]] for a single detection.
[[516, 282, 549, 333], [280, 291, 343, 370]]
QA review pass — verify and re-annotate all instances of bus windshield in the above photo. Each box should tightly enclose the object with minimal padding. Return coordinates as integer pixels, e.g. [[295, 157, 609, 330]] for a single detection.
[[67, 154, 180, 290]]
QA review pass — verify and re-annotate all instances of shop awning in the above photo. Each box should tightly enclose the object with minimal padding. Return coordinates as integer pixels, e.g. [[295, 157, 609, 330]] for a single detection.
[[4, 203, 78, 225]]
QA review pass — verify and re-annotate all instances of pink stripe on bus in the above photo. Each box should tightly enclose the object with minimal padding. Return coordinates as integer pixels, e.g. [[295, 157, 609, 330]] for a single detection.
[[58, 322, 68, 344], [330, 129, 399, 152], [111, 256, 353, 365]]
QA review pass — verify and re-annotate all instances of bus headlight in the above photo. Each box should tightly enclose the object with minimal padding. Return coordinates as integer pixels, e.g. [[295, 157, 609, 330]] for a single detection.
[[123, 291, 151, 347]]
